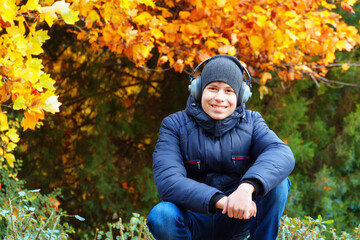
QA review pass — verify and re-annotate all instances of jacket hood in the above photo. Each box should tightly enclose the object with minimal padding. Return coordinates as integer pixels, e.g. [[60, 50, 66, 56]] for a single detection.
[[185, 95, 245, 137]]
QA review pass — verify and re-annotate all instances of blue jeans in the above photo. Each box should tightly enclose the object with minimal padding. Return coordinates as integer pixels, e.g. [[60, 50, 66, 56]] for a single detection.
[[147, 178, 291, 240]]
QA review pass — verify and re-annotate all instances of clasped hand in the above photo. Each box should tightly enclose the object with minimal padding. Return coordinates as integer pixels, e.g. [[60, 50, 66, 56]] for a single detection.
[[216, 183, 257, 219]]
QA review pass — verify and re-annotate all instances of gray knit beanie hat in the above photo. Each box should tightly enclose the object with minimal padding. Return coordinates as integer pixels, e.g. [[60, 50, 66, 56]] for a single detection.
[[201, 57, 243, 99]]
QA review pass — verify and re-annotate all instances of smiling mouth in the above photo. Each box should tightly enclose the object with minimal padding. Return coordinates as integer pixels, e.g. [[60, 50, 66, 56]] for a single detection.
[[211, 104, 228, 109]]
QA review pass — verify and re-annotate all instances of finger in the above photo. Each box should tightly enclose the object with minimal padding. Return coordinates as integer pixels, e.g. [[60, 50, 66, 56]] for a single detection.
[[243, 210, 251, 219], [248, 208, 254, 218], [227, 203, 234, 218], [251, 201, 257, 217], [222, 199, 228, 214]]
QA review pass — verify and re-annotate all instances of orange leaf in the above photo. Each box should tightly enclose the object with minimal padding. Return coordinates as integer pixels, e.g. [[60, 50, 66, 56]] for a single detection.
[[179, 11, 190, 19], [48, 197, 61, 211], [22, 111, 45, 131], [260, 72, 272, 85], [341, 2, 355, 14]]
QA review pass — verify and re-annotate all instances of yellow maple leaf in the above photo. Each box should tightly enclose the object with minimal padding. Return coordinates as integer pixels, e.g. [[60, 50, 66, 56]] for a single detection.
[[150, 28, 164, 40], [13, 96, 27, 110], [133, 12, 153, 25], [0, 113, 9, 131], [6, 128, 19, 143], [41, 11, 56, 27], [0, 0, 17, 22], [4, 152, 15, 168], [62, 9, 80, 25], [249, 35, 264, 50], [6, 142, 17, 151], [40, 73, 56, 90], [21, 0, 41, 12]]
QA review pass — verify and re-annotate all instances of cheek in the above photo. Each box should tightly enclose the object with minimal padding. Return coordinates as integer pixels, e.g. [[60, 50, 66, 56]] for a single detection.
[[229, 95, 237, 107]]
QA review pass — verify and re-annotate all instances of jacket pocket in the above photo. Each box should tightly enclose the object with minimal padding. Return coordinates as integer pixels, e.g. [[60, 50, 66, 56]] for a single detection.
[[184, 159, 205, 182], [231, 155, 252, 176]]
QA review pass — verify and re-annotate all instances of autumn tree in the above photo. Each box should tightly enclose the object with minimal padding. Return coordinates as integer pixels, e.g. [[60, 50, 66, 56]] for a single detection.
[[72, 0, 360, 90], [0, 0, 78, 172]]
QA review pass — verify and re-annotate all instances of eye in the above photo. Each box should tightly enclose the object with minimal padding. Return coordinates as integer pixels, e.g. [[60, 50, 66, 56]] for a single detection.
[[206, 86, 217, 91], [226, 89, 235, 94]]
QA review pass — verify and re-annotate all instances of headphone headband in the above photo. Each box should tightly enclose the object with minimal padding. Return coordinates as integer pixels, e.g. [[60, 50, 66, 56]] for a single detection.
[[189, 55, 252, 85]]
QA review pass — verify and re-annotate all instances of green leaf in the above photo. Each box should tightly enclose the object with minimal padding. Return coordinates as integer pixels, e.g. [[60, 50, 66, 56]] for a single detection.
[[29, 196, 37, 201], [13, 96, 26, 110], [324, 220, 334, 225]]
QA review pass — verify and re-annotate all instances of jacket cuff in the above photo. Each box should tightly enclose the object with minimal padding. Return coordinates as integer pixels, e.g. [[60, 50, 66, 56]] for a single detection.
[[240, 179, 264, 197], [209, 193, 226, 214]]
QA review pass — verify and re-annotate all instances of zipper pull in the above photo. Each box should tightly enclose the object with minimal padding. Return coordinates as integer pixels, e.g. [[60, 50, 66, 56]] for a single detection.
[[232, 156, 235, 165], [197, 160, 200, 169]]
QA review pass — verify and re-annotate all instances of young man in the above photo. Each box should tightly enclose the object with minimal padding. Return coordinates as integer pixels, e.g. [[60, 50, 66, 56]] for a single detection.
[[147, 55, 295, 240]]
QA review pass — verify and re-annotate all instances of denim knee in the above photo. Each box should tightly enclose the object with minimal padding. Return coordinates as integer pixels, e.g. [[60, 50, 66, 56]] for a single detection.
[[147, 201, 186, 239], [264, 178, 291, 211]]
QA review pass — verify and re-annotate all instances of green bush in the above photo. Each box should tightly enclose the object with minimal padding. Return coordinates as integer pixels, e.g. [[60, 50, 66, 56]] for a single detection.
[[278, 215, 360, 240], [0, 168, 78, 239], [92, 213, 360, 240], [94, 213, 154, 240]]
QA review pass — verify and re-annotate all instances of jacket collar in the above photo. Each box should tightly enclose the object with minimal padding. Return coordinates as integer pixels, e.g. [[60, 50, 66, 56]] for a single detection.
[[185, 95, 245, 137]]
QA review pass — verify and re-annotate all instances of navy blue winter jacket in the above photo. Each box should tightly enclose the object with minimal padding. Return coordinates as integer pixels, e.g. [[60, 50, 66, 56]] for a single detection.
[[153, 95, 295, 214]]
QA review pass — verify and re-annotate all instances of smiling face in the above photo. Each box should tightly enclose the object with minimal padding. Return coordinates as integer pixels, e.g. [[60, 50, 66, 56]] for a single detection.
[[201, 81, 237, 120]]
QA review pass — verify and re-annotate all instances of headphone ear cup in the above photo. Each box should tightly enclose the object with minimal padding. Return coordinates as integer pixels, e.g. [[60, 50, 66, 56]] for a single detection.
[[189, 76, 202, 101], [238, 82, 252, 105]]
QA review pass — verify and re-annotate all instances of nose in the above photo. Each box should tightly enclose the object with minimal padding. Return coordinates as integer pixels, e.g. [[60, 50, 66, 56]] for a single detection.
[[214, 90, 225, 101]]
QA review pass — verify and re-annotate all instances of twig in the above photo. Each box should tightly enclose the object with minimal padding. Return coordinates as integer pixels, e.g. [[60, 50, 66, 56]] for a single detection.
[[138, 220, 143, 240], [309, 73, 320, 87], [8, 198, 18, 240], [49, 214, 61, 240], [119, 218, 125, 240], [34, 210, 55, 240]]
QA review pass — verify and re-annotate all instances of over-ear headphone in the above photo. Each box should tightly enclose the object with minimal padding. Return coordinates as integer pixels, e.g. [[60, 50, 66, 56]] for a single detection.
[[188, 55, 252, 105]]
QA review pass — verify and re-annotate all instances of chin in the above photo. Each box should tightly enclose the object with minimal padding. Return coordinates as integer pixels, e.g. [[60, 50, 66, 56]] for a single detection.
[[208, 113, 230, 120]]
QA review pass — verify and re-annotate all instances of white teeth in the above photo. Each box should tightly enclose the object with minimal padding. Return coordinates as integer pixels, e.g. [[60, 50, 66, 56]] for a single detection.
[[211, 105, 227, 108]]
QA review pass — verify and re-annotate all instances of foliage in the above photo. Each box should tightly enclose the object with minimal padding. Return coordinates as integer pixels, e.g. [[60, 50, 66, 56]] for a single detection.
[[278, 215, 360, 239], [94, 213, 154, 240], [17, 25, 162, 236], [0, 168, 76, 239], [249, 78, 360, 232], [0, 0, 79, 172], [72, 0, 360, 85], [84, 212, 360, 240]]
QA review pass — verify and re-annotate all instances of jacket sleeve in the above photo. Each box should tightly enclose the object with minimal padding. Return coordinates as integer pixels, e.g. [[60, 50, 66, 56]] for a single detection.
[[241, 111, 295, 196], [152, 115, 222, 214]]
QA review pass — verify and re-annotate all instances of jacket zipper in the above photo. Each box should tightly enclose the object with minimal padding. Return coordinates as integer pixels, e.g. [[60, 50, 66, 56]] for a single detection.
[[232, 156, 250, 165], [185, 160, 201, 169]]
